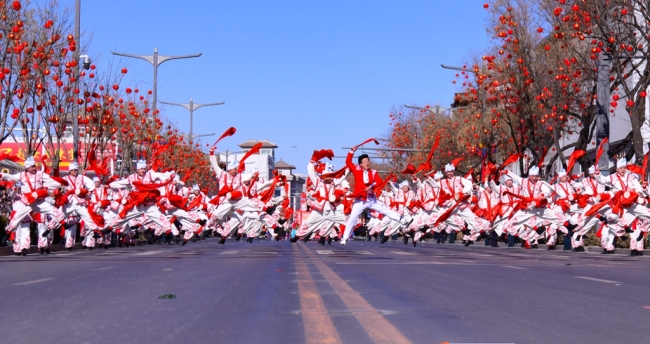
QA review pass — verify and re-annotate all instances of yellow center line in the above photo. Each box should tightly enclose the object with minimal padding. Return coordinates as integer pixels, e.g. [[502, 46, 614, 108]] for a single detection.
[[302, 244, 412, 344], [293, 245, 342, 344]]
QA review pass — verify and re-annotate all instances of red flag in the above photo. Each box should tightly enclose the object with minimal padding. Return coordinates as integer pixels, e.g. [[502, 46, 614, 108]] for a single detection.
[[212, 127, 237, 147]]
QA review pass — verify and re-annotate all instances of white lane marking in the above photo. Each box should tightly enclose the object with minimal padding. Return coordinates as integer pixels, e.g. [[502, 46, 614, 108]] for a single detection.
[[354, 251, 373, 255], [134, 250, 163, 256], [316, 250, 335, 255], [469, 253, 494, 257], [389, 251, 417, 255], [504, 265, 527, 270], [219, 250, 240, 255], [575, 276, 621, 284], [93, 267, 114, 271], [14, 278, 54, 286]]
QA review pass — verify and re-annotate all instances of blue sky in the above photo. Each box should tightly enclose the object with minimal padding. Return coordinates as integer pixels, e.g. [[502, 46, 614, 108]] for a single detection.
[[55, 0, 492, 173]]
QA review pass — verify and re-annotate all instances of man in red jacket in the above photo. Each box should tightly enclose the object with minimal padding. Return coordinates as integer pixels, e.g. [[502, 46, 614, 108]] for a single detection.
[[340, 146, 404, 245]]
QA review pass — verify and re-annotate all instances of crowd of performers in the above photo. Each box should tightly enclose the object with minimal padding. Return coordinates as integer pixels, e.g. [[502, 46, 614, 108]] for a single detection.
[[293, 140, 650, 257], [2, 134, 650, 257]]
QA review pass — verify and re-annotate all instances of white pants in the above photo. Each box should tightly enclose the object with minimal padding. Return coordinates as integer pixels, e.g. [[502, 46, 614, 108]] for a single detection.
[[109, 204, 171, 233], [342, 198, 401, 241], [13, 221, 32, 253], [8, 200, 63, 232]]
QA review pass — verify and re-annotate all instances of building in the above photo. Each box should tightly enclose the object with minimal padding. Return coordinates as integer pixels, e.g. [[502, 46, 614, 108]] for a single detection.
[[275, 159, 307, 210]]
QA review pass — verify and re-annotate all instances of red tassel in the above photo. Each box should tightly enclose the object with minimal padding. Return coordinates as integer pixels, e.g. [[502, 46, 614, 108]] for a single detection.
[[451, 157, 464, 167], [537, 147, 548, 169], [354, 138, 379, 149], [497, 153, 522, 171], [425, 134, 440, 163], [212, 127, 237, 147], [401, 164, 417, 175], [311, 149, 334, 162], [595, 137, 608, 165], [320, 166, 347, 180], [566, 149, 586, 174], [238, 142, 263, 172]]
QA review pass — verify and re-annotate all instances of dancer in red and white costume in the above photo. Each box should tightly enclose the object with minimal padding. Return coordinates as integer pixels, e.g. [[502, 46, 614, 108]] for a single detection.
[[1, 157, 64, 255], [340, 146, 404, 245]]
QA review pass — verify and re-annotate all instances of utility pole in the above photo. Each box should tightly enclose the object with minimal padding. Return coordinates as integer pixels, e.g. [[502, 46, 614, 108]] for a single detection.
[[111, 48, 202, 128], [159, 98, 224, 143]]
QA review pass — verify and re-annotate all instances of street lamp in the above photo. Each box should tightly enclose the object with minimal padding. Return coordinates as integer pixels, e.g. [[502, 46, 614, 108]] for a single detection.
[[405, 103, 450, 116], [190, 133, 215, 140], [111, 48, 202, 127], [159, 98, 224, 143], [441, 63, 487, 116]]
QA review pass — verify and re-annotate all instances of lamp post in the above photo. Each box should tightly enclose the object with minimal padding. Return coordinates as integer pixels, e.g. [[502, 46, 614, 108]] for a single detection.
[[405, 103, 450, 116], [159, 98, 224, 143], [441, 63, 487, 116], [111, 48, 202, 128]]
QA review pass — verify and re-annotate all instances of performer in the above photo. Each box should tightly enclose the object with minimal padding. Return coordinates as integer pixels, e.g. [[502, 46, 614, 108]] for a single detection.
[[0, 157, 64, 255], [340, 146, 405, 245]]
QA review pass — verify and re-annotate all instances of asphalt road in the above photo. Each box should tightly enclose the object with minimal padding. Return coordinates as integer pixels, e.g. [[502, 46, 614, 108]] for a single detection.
[[1, 238, 650, 344]]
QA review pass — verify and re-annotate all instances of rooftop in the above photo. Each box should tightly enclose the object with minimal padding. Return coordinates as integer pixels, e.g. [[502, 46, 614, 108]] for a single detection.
[[275, 159, 295, 169], [238, 139, 278, 149]]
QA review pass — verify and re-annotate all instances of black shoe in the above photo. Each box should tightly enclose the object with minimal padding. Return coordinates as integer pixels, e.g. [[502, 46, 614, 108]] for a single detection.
[[531, 244, 539, 249], [318, 237, 326, 245], [20, 248, 27, 256], [479, 231, 488, 239], [182, 240, 187, 246], [535, 226, 546, 235], [403, 236, 409, 244], [598, 216, 608, 224], [218, 238, 226, 244], [67, 248, 72, 252], [275, 236, 282, 242], [602, 249, 608, 254], [464, 240, 472, 247], [302, 236, 310, 242], [39, 248, 45, 254], [199, 219, 208, 226], [247, 237, 254, 243], [45, 248, 50, 254], [235, 234, 242, 241], [290, 236, 299, 243], [380, 236, 390, 244], [631, 250, 637, 256], [639, 251, 644, 256], [41, 229, 51, 238], [625, 226, 633, 233], [104, 244, 109, 249], [413, 240, 417, 247]]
